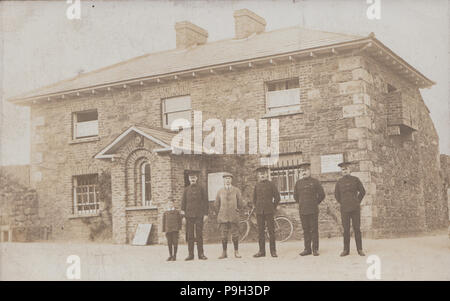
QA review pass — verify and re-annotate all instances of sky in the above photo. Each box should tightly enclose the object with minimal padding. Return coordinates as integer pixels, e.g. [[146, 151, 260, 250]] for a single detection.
[[1, 0, 448, 166]]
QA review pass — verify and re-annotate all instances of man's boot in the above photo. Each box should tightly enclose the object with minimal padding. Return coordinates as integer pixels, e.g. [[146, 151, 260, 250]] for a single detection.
[[313, 249, 320, 256], [357, 249, 366, 256], [219, 240, 227, 259], [340, 250, 350, 257], [299, 249, 312, 256]]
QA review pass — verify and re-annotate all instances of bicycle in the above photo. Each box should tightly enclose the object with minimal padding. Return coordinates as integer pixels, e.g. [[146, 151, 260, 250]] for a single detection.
[[238, 206, 294, 242]]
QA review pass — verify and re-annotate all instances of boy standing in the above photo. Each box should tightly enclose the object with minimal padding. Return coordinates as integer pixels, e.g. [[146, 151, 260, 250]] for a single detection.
[[162, 200, 182, 261]]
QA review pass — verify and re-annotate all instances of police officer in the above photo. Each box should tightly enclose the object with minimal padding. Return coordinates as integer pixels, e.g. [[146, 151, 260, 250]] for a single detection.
[[334, 162, 366, 256], [293, 162, 325, 256], [215, 172, 244, 259], [181, 170, 209, 261], [252, 166, 281, 258]]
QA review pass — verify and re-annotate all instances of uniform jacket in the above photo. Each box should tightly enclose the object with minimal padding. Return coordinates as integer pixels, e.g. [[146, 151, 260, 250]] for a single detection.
[[181, 183, 209, 217], [215, 185, 244, 223], [334, 175, 366, 212], [293, 176, 325, 215], [252, 180, 281, 215], [162, 209, 182, 233]]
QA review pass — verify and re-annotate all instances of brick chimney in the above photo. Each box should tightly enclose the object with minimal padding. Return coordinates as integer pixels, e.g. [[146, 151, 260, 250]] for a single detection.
[[175, 21, 208, 49], [233, 9, 266, 39]]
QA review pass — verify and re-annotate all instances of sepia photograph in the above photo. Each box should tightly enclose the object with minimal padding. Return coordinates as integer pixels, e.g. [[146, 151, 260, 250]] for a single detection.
[[0, 0, 449, 286]]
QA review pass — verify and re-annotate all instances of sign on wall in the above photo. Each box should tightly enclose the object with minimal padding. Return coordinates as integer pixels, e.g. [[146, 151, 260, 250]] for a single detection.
[[208, 172, 225, 201], [320, 154, 343, 173]]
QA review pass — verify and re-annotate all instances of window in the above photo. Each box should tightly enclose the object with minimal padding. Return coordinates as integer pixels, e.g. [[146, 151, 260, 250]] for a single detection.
[[140, 162, 152, 206], [73, 110, 98, 139], [270, 166, 300, 202], [266, 78, 300, 114], [162, 95, 192, 130], [73, 174, 99, 215]]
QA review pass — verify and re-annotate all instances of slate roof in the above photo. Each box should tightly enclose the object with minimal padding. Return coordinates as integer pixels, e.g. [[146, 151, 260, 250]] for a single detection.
[[8, 25, 434, 104], [94, 125, 216, 158], [9, 26, 364, 102]]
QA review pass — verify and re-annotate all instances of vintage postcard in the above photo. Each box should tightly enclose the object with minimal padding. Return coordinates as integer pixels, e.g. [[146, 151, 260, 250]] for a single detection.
[[0, 0, 449, 285]]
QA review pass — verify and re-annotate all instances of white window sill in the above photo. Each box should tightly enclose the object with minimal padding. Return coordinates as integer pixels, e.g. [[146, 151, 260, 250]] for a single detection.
[[69, 136, 100, 144], [69, 212, 101, 219], [125, 205, 158, 211], [279, 199, 297, 204], [262, 110, 303, 119]]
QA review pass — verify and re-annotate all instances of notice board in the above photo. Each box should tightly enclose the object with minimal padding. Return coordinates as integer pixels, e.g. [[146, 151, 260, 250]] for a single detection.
[[132, 223, 153, 245]]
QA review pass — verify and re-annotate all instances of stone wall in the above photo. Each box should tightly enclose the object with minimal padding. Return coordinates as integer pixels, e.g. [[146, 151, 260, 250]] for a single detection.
[[362, 55, 447, 237], [0, 173, 40, 242]]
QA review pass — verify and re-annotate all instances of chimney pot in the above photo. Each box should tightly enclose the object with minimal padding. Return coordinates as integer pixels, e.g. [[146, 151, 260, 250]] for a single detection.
[[233, 9, 266, 39], [175, 21, 208, 49]]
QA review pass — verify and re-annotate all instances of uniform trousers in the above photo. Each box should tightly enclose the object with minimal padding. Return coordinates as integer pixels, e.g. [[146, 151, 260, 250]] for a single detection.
[[341, 209, 362, 251], [300, 213, 319, 252]]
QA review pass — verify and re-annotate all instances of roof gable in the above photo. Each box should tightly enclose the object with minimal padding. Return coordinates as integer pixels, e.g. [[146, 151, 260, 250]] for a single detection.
[[94, 126, 174, 159]]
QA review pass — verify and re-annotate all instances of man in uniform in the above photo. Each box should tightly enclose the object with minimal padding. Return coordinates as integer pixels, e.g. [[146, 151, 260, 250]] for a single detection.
[[214, 172, 244, 259], [181, 170, 209, 261], [334, 161, 366, 256], [252, 166, 281, 258], [293, 162, 325, 256]]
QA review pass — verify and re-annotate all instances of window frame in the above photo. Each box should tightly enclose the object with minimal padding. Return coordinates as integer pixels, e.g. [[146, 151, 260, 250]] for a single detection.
[[161, 95, 192, 130], [73, 109, 99, 139], [140, 162, 152, 206], [265, 78, 301, 115], [269, 166, 300, 203], [73, 174, 100, 215]]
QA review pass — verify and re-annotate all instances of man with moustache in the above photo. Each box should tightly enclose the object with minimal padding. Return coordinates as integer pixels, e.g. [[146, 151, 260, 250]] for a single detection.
[[293, 162, 325, 256], [334, 161, 366, 257], [181, 170, 209, 261]]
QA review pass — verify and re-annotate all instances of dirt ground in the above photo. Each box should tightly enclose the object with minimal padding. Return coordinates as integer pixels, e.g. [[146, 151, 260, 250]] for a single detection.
[[1, 232, 449, 281]]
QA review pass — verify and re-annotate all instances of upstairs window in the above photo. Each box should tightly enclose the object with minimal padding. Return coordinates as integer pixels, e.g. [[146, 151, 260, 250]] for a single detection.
[[73, 110, 98, 139], [73, 174, 99, 215], [265, 78, 300, 114], [162, 95, 192, 130]]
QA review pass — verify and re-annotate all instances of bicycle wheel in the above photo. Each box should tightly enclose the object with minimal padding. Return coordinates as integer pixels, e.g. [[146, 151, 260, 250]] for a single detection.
[[238, 220, 250, 242], [273, 216, 294, 242]]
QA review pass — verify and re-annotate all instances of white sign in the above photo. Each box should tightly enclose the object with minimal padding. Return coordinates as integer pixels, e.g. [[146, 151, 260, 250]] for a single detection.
[[207, 172, 225, 201], [132, 223, 152, 245], [320, 154, 343, 173]]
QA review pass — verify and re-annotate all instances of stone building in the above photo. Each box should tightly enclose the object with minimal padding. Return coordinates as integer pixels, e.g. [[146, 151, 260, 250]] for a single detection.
[[8, 9, 448, 244]]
